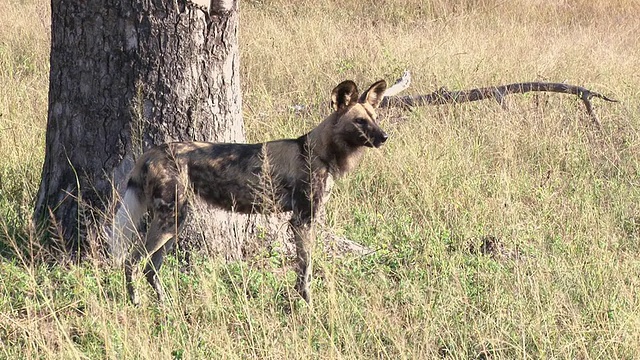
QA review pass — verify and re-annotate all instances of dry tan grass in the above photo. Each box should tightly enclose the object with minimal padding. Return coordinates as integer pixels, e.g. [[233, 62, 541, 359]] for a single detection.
[[1, 0, 640, 358], [0, 0, 50, 229]]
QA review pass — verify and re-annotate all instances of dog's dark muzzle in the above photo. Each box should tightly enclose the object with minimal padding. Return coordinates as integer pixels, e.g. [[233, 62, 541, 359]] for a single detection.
[[371, 131, 388, 148]]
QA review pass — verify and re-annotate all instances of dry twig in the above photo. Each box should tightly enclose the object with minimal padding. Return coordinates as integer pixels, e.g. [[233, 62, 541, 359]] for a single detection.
[[381, 73, 618, 127]]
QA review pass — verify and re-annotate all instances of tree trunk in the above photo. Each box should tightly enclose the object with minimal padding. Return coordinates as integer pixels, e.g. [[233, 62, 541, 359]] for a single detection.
[[34, 0, 245, 255]]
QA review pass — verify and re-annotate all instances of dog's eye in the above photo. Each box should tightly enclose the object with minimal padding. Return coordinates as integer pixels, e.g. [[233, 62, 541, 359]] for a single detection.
[[355, 118, 368, 126]]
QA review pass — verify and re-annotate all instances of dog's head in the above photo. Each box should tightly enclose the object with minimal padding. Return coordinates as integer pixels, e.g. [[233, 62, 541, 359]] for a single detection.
[[331, 80, 388, 148]]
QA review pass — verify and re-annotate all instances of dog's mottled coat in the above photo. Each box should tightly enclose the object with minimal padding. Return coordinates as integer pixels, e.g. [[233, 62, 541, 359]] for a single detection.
[[110, 80, 388, 305]]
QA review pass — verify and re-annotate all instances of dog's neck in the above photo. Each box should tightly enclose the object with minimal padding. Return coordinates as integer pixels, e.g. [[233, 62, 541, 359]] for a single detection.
[[304, 113, 364, 178]]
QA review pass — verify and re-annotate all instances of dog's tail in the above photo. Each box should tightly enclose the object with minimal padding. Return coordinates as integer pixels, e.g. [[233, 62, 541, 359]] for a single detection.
[[109, 178, 146, 266]]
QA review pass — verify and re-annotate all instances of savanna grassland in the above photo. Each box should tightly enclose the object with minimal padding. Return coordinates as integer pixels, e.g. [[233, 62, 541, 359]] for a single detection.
[[2, 0, 640, 358]]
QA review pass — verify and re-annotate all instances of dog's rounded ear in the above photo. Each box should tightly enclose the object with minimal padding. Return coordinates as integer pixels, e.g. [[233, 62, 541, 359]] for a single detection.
[[331, 80, 359, 111], [358, 80, 387, 108]]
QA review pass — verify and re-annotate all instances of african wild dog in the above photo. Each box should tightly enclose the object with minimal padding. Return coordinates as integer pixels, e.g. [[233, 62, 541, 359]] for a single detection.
[[109, 79, 388, 305]]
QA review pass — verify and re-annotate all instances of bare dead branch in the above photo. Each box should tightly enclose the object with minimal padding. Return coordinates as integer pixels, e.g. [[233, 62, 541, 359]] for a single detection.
[[380, 82, 618, 128], [383, 70, 412, 97]]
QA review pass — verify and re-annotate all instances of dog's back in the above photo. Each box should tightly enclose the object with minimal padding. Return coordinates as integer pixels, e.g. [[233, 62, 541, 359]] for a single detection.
[[127, 137, 313, 215]]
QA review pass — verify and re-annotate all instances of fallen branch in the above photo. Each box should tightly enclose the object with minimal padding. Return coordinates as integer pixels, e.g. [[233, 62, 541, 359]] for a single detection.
[[381, 76, 618, 127], [383, 70, 412, 97]]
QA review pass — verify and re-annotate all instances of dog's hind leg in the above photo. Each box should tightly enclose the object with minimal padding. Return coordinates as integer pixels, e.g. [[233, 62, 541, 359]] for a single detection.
[[125, 247, 144, 306], [143, 236, 176, 303], [125, 209, 182, 305]]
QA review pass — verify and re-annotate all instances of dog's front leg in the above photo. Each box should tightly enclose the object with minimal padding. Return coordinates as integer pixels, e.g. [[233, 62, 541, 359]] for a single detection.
[[291, 215, 313, 303]]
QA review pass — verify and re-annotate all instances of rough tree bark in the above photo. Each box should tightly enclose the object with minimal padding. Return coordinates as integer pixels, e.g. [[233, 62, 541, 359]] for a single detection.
[[34, 0, 247, 256]]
